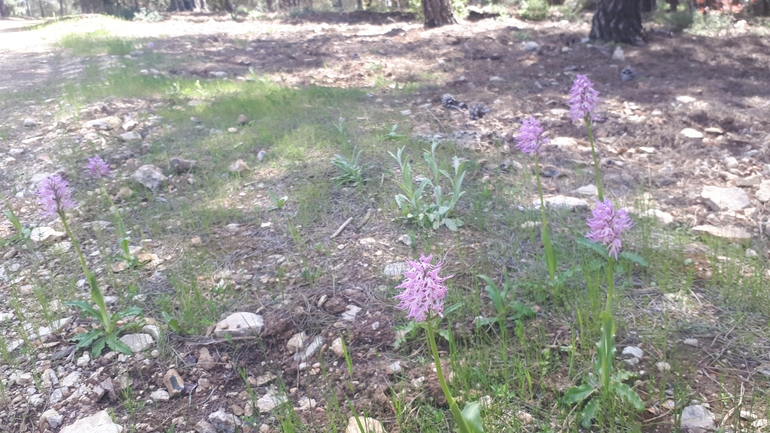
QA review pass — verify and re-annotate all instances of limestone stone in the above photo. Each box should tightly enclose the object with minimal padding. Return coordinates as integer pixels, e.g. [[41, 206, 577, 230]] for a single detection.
[[150, 389, 170, 401], [700, 186, 751, 211], [214, 312, 264, 337], [60, 411, 123, 433], [84, 116, 121, 131], [197, 347, 217, 370], [681, 128, 703, 139], [755, 181, 770, 203], [30, 227, 64, 244], [40, 408, 63, 429], [119, 333, 154, 352], [691, 225, 752, 241], [345, 417, 386, 433], [119, 131, 142, 142], [133, 165, 168, 191], [680, 405, 715, 433], [534, 195, 589, 211]]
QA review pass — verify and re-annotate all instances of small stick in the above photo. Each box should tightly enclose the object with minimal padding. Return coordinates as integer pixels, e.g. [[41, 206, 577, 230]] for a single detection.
[[330, 217, 353, 239], [356, 208, 373, 230]]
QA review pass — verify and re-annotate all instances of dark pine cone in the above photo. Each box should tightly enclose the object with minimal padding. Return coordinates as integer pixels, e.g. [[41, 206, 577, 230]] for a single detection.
[[441, 94, 468, 111], [469, 103, 490, 120]]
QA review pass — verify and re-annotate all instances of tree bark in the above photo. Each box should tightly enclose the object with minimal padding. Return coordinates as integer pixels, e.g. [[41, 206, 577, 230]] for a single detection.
[[640, 0, 655, 11], [59, 0, 65, 16], [422, 0, 455, 27], [589, 0, 646, 45], [39, 0, 45, 16], [0, 0, 7, 17]]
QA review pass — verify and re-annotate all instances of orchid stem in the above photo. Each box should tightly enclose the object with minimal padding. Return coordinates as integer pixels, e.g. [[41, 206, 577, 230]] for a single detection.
[[605, 256, 614, 314], [425, 318, 470, 433], [584, 116, 604, 202]]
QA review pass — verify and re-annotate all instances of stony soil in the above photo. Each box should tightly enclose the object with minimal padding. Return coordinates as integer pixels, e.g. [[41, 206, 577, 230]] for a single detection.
[[1, 11, 770, 433]]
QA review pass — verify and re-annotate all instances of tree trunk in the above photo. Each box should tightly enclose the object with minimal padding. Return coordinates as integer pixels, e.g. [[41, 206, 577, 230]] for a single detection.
[[39, 0, 45, 16], [0, 0, 7, 17], [266, 0, 273, 10], [640, 0, 654, 11], [60, 0, 64, 16], [422, 0, 455, 27], [590, 0, 646, 45]]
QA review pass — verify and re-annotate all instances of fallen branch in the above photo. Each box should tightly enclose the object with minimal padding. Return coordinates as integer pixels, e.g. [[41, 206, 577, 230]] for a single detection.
[[330, 217, 353, 239]]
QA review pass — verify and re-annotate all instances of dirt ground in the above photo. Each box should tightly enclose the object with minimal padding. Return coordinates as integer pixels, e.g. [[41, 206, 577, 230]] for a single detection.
[[1, 10, 770, 433]]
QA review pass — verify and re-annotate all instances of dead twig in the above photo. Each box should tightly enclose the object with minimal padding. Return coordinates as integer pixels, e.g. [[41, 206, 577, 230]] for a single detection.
[[330, 216, 353, 239]]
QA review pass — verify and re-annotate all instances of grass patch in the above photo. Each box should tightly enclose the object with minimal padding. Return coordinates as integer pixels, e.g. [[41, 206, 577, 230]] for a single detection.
[[58, 29, 135, 56]]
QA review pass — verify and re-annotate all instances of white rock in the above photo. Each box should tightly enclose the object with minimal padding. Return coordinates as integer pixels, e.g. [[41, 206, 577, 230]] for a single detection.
[[331, 337, 345, 357], [76, 353, 91, 367], [228, 159, 250, 173], [681, 128, 704, 139], [255, 372, 276, 386], [746, 249, 758, 258], [120, 333, 155, 352], [656, 361, 671, 372], [755, 181, 770, 203], [524, 41, 539, 51], [84, 116, 121, 131], [573, 185, 598, 197], [295, 336, 324, 361], [680, 405, 715, 433], [61, 371, 82, 388], [640, 209, 674, 226], [383, 262, 409, 277], [214, 312, 264, 338], [257, 392, 288, 413], [38, 317, 73, 338], [49, 388, 64, 404], [208, 408, 242, 431], [60, 410, 123, 433], [287, 332, 308, 353], [622, 346, 644, 359], [150, 389, 170, 401], [345, 417, 386, 433], [52, 241, 72, 253], [142, 324, 161, 341], [30, 227, 65, 244], [550, 136, 577, 148], [534, 195, 589, 211], [296, 396, 316, 411], [676, 96, 697, 104], [119, 131, 142, 142], [195, 420, 216, 433], [488, 76, 505, 82], [701, 186, 751, 211], [691, 225, 752, 241], [40, 408, 64, 428], [683, 338, 699, 347], [132, 165, 168, 191], [612, 46, 624, 61], [122, 120, 138, 131], [342, 305, 362, 321], [517, 410, 534, 425], [23, 118, 37, 127], [723, 156, 739, 169], [210, 71, 228, 78]]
